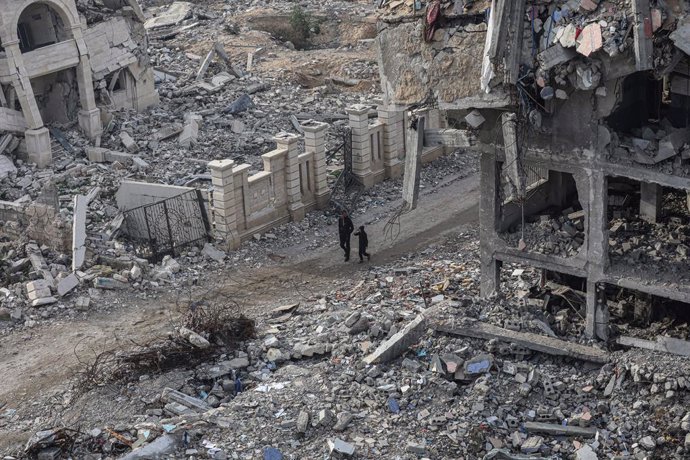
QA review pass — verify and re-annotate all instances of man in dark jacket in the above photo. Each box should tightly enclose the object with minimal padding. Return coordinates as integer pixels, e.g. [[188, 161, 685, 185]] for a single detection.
[[354, 225, 371, 263], [338, 210, 354, 261]]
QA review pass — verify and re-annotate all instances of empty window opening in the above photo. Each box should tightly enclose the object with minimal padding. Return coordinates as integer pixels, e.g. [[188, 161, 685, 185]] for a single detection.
[[608, 178, 690, 279], [499, 168, 584, 258], [17, 3, 69, 53], [603, 284, 690, 341]]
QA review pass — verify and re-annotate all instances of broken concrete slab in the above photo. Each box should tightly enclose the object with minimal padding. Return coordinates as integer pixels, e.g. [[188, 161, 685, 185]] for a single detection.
[[0, 154, 17, 180], [523, 422, 597, 437], [435, 321, 608, 363], [115, 181, 195, 211], [26, 245, 55, 286], [144, 1, 192, 30], [617, 335, 690, 358], [57, 273, 80, 297], [120, 435, 179, 460], [119, 132, 138, 153], [202, 243, 226, 262], [363, 305, 438, 365], [669, 16, 690, 56], [92, 277, 127, 289], [31, 297, 58, 308], [86, 147, 135, 165], [26, 280, 51, 301], [464, 110, 486, 128], [72, 195, 87, 272], [538, 44, 578, 70], [179, 113, 202, 148], [576, 23, 603, 57], [161, 387, 209, 412]]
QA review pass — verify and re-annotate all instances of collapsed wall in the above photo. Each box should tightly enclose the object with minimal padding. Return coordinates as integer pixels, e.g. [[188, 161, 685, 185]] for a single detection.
[[0, 0, 158, 167]]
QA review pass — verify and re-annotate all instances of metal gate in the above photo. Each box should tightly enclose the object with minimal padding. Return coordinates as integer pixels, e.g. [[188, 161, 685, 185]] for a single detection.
[[122, 190, 211, 262], [327, 126, 363, 213]]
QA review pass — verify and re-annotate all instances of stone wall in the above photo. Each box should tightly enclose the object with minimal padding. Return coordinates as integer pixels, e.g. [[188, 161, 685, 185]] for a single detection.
[[208, 122, 330, 248]]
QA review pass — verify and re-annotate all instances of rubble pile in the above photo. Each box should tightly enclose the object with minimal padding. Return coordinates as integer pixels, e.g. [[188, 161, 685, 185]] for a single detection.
[[609, 215, 690, 273], [4, 232, 690, 459], [610, 121, 690, 171], [502, 210, 586, 258], [0, 151, 478, 333]]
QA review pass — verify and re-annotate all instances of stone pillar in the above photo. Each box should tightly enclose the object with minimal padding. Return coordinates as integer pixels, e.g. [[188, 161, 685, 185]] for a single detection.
[[585, 170, 609, 340], [480, 151, 502, 297], [275, 132, 305, 221], [640, 182, 662, 223], [3, 41, 43, 130], [208, 159, 240, 249], [72, 26, 102, 140], [347, 105, 374, 188], [377, 105, 404, 178], [25, 128, 52, 168], [302, 120, 330, 208]]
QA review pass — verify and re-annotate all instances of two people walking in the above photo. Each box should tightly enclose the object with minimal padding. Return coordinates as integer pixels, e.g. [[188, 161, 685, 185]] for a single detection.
[[338, 210, 371, 263]]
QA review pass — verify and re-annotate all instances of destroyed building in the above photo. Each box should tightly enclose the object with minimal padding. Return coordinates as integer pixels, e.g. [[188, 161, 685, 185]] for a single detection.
[[377, 0, 690, 341], [0, 0, 158, 167]]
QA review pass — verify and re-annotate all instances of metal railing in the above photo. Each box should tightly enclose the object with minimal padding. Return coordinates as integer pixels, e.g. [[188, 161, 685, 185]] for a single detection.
[[122, 190, 211, 262]]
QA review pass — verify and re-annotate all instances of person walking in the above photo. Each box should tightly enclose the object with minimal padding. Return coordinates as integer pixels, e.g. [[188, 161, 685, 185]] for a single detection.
[[354, 225, 371, 263], [338, 210, 354, 261]]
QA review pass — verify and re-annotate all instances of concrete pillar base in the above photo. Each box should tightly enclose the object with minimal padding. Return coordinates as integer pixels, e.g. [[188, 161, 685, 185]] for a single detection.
[[385, 160, 403, 179], [289, 203, 306, 222], [315, 191, 331, 209], [480, 255, 501, 298], [25, 127, 52, 168], [585, 281, 609, 340], [78, 108, 103, 140], [223, 234, 241, 251], [354, 172, 376, 189]]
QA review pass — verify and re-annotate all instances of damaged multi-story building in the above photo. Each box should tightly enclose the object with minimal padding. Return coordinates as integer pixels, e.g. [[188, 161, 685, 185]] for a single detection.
[[377, 0, 690, 341], [0, 0, 158, 168]]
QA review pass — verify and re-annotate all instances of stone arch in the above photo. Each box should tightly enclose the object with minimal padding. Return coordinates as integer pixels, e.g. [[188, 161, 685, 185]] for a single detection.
[[10, 0, 79, 50]]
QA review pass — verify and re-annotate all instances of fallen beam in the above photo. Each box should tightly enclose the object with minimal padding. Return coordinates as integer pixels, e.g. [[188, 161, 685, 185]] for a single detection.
[[523, 422, 597, 438], [423, 128, 474, 148], [435, 321, 608, 363], [632, 0, 653, 71], [616, 335, 690, 357], [363, 305, 438, 365]]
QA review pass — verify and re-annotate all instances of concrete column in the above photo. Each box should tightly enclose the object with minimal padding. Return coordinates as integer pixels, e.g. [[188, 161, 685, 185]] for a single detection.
[[302, 120, 330, 208], [208, 159, 240, 249], [275, 132, 305, 221], [640, 182, 662, 223], [3, 41, 44, 130], [347, 104, 374, 188], [480, 151, 502, 297], [547, 170, 567, 209], [585, 170, 609, 339], [377, 105, 404, 178], [71, 25, 102, 140]]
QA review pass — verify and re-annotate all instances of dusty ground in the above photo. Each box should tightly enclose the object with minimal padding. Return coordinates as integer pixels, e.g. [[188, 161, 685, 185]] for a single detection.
[[0, 167, 480, 451]]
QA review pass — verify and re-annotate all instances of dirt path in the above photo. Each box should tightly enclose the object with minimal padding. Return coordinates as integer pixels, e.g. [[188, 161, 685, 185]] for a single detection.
[[0, 171, 480, 449]]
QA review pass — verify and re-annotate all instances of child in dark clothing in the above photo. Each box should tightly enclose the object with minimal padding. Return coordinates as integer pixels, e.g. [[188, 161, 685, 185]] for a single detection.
[[354, 225, 371, 263]]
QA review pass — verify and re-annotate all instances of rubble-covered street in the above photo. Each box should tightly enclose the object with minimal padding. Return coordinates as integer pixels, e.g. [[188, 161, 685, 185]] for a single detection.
[[3, 0, 690, 459]]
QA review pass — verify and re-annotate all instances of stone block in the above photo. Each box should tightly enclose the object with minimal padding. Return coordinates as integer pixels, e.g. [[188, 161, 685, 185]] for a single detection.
[[57, 273, 80, 296]]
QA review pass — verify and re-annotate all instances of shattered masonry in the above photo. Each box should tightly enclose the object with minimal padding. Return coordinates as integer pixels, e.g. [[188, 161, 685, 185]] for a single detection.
[[0, 0, 158, 167], [377, 0, 690, 339]]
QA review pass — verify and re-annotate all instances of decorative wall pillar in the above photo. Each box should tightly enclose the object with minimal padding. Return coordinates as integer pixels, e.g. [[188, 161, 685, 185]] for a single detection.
[[347, 104, 374, 188], [377, 105, 404, 178], [302, 120, 330, 208], [275, 132, 305, 221], [208, 159, 240, 249]]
